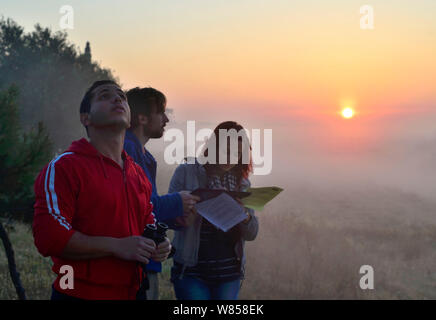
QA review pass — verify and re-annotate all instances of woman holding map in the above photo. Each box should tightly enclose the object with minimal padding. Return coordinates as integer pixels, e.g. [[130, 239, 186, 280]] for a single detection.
[[168, 121, 259, 300]]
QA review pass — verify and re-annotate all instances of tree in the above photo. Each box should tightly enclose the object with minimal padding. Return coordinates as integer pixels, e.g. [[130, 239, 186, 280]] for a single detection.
[[0, 85, 52, 222], [0, 85, 50, 299], [83, 41, 91, 63], [0, 18, 117, 151]]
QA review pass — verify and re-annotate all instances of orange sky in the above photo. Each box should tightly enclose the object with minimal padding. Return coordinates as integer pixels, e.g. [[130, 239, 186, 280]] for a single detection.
[[4, 0, 436, 150]]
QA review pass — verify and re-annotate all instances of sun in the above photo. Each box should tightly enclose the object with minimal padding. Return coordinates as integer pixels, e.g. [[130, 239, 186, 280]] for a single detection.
[[341, 107, 354, 119]]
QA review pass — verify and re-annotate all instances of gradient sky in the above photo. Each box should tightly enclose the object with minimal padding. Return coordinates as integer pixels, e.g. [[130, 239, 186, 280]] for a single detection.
[[2, 0, 436, 149]]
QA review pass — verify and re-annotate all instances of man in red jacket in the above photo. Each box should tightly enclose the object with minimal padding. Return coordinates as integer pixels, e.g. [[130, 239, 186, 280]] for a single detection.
[[33, 80, 171, 300]]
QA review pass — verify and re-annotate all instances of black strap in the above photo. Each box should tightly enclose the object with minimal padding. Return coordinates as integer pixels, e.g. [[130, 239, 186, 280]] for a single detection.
[[136, 269, 149, 300]]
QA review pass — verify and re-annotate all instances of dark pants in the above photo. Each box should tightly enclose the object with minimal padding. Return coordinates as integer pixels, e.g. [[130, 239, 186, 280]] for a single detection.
[[173, 276, 241, 300], [51, 286, 83, 301]]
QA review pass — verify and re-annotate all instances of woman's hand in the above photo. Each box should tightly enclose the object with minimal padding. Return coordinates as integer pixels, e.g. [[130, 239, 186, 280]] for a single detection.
[[235, 197, 251, 224]]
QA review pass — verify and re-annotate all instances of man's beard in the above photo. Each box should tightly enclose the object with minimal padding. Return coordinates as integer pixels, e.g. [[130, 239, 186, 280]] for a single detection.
[[90, 116, 130, 131], [143, 125, 164, 139]]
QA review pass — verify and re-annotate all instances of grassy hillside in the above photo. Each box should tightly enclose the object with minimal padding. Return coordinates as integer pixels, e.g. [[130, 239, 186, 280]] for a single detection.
[[1, 180, 435, 299], [0, 221, 176, 300], [239, 185, 436, 299]]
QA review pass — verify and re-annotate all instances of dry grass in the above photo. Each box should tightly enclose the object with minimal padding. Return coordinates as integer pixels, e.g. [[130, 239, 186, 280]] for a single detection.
[[2, 184, 435, 300], [0, 221, 176, 300], [238, 186, 436, 299], [0, 222, 53, 300]]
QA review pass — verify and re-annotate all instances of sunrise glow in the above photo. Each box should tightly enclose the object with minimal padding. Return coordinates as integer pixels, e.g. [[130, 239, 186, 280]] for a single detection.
[[341, 108, 354, 119]]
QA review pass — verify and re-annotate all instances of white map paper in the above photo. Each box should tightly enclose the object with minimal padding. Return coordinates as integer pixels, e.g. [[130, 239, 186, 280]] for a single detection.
[[194, 193, 247, 232]]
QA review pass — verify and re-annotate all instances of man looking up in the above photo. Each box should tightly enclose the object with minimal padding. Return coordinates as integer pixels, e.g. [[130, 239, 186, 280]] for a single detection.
[[33, 80, 172, 300], [124, 87, 199, 300]]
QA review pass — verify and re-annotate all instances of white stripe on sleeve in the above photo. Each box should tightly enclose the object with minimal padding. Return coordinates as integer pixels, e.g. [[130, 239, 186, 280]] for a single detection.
[[44, 152, 74, 230]]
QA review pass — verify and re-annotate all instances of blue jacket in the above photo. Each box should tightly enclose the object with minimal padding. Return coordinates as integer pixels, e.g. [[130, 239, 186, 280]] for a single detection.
[[124, 129, 183, 272]]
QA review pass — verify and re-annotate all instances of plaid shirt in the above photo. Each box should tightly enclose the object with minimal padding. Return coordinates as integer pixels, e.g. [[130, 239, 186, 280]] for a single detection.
[[207, 171, 239, 191], [172, 170, 243, 282]]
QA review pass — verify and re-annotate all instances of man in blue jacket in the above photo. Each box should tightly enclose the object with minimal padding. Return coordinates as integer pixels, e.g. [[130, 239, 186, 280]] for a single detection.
[[124, 86, 199, 300]]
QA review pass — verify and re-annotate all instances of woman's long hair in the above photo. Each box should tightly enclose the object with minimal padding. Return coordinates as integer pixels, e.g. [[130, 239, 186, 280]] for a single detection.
[[202, 121, 253, 185]]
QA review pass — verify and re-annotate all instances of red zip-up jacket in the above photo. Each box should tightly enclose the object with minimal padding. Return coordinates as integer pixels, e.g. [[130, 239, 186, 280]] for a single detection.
[[33, 138, 155, 300]]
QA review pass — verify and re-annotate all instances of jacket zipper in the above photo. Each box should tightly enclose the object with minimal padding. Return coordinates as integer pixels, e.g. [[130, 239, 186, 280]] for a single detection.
[[123, 164, 131, 233], [123, 162, 142, 289]]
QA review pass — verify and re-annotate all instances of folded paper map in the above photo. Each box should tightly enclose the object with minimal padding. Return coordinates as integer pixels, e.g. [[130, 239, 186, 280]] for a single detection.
[[241, 186, 283, 211]]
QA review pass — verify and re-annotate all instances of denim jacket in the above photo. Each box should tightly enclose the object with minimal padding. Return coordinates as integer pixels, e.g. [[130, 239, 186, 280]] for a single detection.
[[168, 159, 259, 278]]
